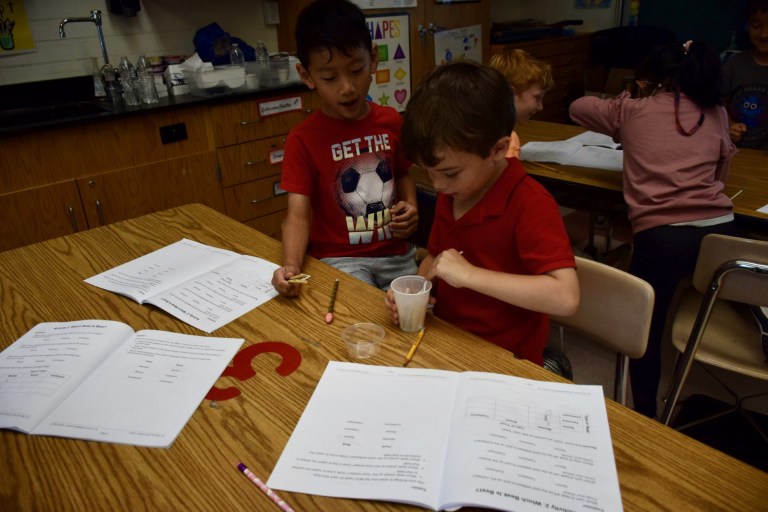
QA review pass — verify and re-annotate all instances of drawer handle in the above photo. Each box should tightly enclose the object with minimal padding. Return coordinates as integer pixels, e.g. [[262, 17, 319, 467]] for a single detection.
[[245, 159, 267, 166], [240, 119, 261, 126], [251, 194, 274, 205], [95, 200, 106, 225], [67, 206, 79, 232]]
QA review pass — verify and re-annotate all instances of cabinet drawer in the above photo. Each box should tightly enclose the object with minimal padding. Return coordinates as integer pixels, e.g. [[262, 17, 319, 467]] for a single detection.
[[210, 91, 316, 147], [217, 135, 286, 187], [244, 210, 286, 240], [224, 177, 288, 221]]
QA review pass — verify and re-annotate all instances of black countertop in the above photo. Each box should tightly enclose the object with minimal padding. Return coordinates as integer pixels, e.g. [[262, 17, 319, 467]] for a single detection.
[[0, 74, 311, 137]]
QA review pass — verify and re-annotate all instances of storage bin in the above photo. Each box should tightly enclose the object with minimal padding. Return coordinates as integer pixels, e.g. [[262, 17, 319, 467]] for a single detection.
[[184, 65, 245, 97]]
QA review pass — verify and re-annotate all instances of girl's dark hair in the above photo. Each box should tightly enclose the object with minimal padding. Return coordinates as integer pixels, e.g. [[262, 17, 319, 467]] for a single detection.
[[295, 0, 372, 69], [402, 61, 516, 167], [634, 41, 722, 107]]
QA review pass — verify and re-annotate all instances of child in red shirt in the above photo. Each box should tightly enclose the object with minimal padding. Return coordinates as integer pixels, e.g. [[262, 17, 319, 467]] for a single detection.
[[385, 61, 579, 365], [272, 0, 419, 296]]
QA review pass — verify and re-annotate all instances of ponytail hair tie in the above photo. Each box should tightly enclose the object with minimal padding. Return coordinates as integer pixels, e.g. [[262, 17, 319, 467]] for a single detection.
[[682, 40, 693, 55]]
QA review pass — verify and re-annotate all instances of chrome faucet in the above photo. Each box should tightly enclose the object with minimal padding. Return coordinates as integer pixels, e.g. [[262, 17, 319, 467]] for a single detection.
[[58, 10, 110, 66]]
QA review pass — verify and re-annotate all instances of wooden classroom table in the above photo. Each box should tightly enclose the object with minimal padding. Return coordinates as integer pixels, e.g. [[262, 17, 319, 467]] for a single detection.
[[517, 120, 768, 224], [0, 203, 766, 511]]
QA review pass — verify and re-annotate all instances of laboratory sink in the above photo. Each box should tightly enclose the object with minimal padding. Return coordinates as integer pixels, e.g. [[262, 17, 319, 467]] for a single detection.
[[0, 100, 114, 129]]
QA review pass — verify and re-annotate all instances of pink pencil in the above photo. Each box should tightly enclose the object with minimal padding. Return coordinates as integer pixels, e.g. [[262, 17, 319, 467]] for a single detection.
[[236, 462, 295, 512], [325, 278, 339, 324]]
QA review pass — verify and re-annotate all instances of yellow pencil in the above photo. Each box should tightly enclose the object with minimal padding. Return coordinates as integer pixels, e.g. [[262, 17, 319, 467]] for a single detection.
[[403, 327, 426, 366], [730, 189, 744, 201]]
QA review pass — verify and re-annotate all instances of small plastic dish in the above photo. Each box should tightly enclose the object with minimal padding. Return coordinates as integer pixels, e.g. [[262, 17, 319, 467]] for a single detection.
[[341, 323, 385, 359]]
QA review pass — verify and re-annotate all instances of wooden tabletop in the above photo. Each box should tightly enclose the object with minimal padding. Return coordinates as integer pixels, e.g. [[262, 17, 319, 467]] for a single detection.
[[517, 120, 768, 221], [1, 203, 766, 511]]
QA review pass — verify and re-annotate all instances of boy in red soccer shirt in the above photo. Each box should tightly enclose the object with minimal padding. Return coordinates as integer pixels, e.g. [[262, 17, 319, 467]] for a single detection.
[[272, 0, 418, 296], [385, 61, 578, 365]]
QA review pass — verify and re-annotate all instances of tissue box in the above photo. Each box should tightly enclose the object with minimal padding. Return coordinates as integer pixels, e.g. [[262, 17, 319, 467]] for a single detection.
[[184, 65, 246, 97], [164, 64, 189, 96]]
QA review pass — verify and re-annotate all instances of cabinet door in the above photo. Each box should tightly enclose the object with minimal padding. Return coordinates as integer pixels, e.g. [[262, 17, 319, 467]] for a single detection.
[[77, 152, 224, 227], [0, 181, 86, 252]]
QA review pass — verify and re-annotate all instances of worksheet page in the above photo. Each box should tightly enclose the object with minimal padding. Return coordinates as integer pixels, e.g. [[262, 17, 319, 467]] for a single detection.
[[33, 329, 242, 447], [85, 239, 240, 302], [267, 363, 459, 510], [85, 239, 280, 333], [0, 321, 131, 433], [440, 372, 624, 512], [521, 140, 624, 172], [567, 130, 622, 150], [145, 255, 279, 333]]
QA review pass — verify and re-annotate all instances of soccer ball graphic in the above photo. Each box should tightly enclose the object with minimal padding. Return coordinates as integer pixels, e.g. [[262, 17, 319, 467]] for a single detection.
[[334, 152, 395, 219]]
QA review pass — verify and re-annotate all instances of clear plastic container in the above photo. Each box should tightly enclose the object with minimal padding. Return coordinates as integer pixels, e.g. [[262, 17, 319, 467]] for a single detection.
[[183, 66, 246, 97]]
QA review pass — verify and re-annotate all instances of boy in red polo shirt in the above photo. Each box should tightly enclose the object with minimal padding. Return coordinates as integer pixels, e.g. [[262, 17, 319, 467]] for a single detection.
[[385, 61, 579, 365]]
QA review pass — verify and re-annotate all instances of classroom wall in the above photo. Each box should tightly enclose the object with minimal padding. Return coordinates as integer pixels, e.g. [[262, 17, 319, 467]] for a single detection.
[[491, 0, 619, 34], [0, 0, 278, 85]]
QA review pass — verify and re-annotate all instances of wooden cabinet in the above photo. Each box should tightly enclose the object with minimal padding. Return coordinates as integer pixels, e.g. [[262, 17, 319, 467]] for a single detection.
[[277, 0, 491, 90], [0, 105, 224, 251], [0, 181, 86, 252], [77, 152, 223, 227], [210, 90, 319, 240], [0, 89, 318, 251], [491, 34, 592, 124]]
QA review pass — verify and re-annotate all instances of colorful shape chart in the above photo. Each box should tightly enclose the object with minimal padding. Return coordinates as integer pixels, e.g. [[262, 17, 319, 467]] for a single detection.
[[366, 13, 410, 112]]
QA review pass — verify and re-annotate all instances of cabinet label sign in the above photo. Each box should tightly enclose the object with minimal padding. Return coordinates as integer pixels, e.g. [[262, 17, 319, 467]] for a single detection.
[[258, 96, 303, 118], [269, 149, 284, 165]]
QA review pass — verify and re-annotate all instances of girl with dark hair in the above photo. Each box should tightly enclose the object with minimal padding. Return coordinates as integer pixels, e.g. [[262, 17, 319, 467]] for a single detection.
[[569, 41, 739, 419]]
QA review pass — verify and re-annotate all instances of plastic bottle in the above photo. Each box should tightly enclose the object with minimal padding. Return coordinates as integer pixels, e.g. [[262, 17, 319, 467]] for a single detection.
[[230, 42, 245, 67], [136, 54, 159, 104], [118, 56, 141, 106]]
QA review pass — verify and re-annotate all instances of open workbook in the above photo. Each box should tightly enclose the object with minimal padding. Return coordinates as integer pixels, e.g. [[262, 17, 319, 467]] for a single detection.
[[521, 130, 624, 172], [0, 320, 242, 447], [267, 362, 623, 512], [85, 238, 279, 333]]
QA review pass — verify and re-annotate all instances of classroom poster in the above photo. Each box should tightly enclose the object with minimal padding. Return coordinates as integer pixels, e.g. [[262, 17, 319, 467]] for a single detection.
[[366, 13, 411, 112], [0, 0, 35, 55], [433, 24, 482, 66]]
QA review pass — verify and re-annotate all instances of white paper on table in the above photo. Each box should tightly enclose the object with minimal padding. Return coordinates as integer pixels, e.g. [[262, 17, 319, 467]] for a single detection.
[[267, 362, 623, 512], [566, 130, 622, 150], [0, 320, 243, 447], [85, 239, 279, 333]]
